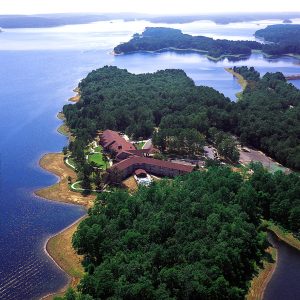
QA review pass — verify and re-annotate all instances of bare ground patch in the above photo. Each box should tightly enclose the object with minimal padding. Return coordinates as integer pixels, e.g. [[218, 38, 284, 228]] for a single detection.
[[42, 218, 86, 300], [35, 153, 95, 208], [239, 147, 290, 173]]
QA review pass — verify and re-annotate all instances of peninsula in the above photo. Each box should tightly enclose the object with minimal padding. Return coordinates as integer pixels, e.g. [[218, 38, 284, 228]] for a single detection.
[[255, 24, 300, 56], [47, 65, 300, 300], [114, 27, 262, 59]]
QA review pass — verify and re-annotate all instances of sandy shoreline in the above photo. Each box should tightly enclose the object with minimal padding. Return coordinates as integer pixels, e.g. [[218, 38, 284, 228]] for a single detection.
[[35, 152, 93, 299], [35, 88, 95, 299], [246, 246, 278, 300], [41, 216, 87, 300], [68, 87, 81, 103]]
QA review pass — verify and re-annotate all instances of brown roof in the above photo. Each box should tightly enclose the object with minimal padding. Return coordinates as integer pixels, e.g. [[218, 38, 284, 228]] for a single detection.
[[134, 169, 147, 176], [101, 130, 136, 155], [112, 156, 194, 173]]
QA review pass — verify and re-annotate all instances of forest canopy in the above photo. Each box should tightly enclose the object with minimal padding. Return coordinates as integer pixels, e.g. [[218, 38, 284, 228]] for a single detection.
[[63, 66, 300, 170], [114, 27, 262, 58], [233, 67, 300, 169], [255, 24, 300, 55], [56, 164, 300, 300], [71, 167, 266, 300]]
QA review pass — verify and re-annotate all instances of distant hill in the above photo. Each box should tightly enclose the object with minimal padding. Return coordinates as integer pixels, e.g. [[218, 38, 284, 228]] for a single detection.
[[147, 12, 300, 24], [0, 14, 108, 28], [0, 13, 150, 28], [1, 12, 300, 28]]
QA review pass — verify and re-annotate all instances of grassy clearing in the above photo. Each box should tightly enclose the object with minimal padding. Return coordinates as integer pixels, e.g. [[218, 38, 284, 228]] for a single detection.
[[57, 112, 65, 121], [88, 153, 107, 168], [88, 146, 108, 169], [134, 142, 146, 150], [36, 153, 95, 207], [72, 181, 82, 190]]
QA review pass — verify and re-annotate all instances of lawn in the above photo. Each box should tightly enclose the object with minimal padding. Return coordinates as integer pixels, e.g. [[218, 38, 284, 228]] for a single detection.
[[88, 146, 108, 169], [135, 142, 145, 150]]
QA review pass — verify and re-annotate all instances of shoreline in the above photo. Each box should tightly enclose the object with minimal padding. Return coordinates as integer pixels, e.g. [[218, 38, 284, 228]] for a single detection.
[[41, 216, 87, 300], [36, 88, 94, 299], [246, 245, 278, 300], [113, 48, 300, 64], [266, 221, 300, 251], [112, 47, 247, 61], [247, 221, 300, 299], [68, 87, 81, 103], [225, 67, 247, 100]]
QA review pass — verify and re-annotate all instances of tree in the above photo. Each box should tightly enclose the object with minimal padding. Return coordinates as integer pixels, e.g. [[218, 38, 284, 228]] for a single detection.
[[94, 171, 103, 190], [71, 168, 266, 300], [289, 207, 300, 231], [63, 146, 68, 156], [108, 168, 124, 186], [68, 176, 72, 184]]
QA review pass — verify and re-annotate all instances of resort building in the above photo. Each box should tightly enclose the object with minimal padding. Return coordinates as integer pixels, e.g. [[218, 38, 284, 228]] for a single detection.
[[99, 130, 194, 180]]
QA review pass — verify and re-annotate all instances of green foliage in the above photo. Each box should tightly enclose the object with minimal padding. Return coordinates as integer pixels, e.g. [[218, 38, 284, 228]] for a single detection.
[[63, 66, 234, 162], [72, 167, 266, 299], [65, 66, 300, 170], [234, 70, 300, 169], [232, 66, 260, 82], [249, 162, 300, 232], [255, 24, 300, 55], [114, 27, 262, 58], [208, 127, 239, 163], [153, 128, 205, 157]]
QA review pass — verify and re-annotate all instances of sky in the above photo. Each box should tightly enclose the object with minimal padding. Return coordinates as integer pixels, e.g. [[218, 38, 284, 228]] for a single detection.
[[0, 0, 299, 15]]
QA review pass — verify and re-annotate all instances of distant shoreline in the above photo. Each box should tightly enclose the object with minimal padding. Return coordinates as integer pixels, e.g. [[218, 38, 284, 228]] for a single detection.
[[112, 47, 248, 61], [113, 47, 300, 63]]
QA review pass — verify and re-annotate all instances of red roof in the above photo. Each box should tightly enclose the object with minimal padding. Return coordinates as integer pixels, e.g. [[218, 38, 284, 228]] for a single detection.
[[101, 130, 136, 155], [134, 169, 147, 177], [112, 156, 194, 173]]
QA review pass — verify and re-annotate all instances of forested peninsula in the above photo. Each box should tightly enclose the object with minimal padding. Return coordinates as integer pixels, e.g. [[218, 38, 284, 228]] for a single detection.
[[114, 25, 300, 59], [53, 64, 300, 300], [255, 24, 300, 55], [63, 66, 300, 170], [113, 27, 262, 59]]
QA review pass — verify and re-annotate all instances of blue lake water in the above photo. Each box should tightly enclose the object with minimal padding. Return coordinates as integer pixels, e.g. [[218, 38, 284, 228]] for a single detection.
[[0, 19, 299, 299]]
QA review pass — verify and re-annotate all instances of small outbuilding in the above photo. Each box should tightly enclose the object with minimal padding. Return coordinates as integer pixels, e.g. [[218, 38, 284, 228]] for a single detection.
[[134, 169, 148, 178]]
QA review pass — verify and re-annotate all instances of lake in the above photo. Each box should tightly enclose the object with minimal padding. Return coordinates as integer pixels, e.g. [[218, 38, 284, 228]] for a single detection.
[[0, 18, 299, 299], [264, 232, 300, 300]]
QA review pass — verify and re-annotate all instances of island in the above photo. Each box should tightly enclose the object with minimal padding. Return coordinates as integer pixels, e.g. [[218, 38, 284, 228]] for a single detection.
[[114, 25, 300, 60], [283, 19, 293, 24], [255, 24, 300, 56], [113, 27, 262, 60]]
